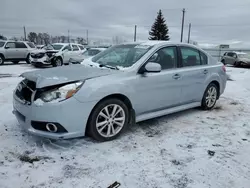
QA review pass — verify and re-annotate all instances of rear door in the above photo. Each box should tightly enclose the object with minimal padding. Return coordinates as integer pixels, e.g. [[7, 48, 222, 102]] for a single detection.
[[72, 44, 81, 55], [225, 52, 236, 65], [15, 42, 28, 59], [61, 44, 73, 63], [4, 42, 17, 59], [178, 46, 209, 104]]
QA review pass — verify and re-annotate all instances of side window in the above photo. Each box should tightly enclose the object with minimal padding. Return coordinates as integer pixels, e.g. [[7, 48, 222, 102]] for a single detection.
[[200, 51, 208, 65], [78, 45, 84, 50], [227, 52, 234, 57], [147, 47, 177, 70], [180, 47, 202, 67], [15, 42, 27, 48], [72, 45, 79, 51], [62, 45, 72, 51], [5, 42, 16, 49]]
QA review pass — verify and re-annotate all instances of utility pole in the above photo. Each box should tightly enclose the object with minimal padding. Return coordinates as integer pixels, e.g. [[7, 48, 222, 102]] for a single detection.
[[134, 25, 137, 42], [187, 23, 191, 43], [180, 8, 185, 42], [86, 29, 89, 45], [68, 30, 70, 43], [23, 26, 27, 41]]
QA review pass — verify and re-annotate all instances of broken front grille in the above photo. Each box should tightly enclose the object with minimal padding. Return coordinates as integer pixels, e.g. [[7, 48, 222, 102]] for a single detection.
[[15, 79, 36, 104]]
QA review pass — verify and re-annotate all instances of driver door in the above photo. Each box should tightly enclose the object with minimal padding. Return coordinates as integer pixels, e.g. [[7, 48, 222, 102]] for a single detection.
[[132, 46, 183, 115], [62, 44, 73, 63]]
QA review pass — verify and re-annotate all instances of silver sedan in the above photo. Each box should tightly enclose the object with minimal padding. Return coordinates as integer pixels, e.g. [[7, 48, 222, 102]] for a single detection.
[[13, 41, 227, 141]]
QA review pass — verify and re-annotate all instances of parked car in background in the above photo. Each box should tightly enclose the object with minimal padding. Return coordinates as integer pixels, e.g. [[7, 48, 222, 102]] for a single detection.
[[69, 48, 106, 64], [36, 45, 45, 49], [0, 40, 36, 65], [221, 51, 250, 67], [13, 41, 227, 142], [30, 43, 85, 67]]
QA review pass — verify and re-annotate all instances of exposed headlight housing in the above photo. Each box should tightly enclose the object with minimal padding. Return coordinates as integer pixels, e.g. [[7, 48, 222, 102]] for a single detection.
[[34, 81, 84, 105]]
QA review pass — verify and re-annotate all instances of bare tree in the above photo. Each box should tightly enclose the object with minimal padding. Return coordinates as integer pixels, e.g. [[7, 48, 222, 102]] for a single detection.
[[60, 36, 66, 43], [27, 32, 38, 43], [0, 34, 7, 40], [42, 33, 50, 45]]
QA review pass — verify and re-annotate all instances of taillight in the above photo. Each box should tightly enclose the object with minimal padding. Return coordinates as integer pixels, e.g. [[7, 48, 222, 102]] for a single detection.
[[222, 65, 226, 72]]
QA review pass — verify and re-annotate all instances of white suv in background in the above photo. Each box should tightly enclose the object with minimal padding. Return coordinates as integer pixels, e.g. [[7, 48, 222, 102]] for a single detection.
[[30, 43, 85, 67], [0, 40, 36, 65]]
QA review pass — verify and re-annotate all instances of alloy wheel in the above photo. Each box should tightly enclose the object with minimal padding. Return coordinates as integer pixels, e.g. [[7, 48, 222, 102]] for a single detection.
[[56, 58, 62, 66], [205, 86, 217, 108], [96, 104, 125, 138]]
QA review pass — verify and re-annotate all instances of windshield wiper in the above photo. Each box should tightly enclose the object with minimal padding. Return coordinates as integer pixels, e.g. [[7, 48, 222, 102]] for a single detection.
[[99, 64, 119, 70]]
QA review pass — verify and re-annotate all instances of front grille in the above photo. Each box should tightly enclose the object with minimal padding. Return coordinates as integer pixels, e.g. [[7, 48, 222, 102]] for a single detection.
[[15, 80, 36, 104], [31, 53, 45, 58]]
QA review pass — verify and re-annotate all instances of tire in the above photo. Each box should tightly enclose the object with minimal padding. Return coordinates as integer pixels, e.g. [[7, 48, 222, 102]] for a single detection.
[[201, 83, 219, 110], [53, 57, 63, 67], [234, 61, 240, 67], [87, 98, 129, 141], [0, 55, 5, 65], [12, 61, 19, 64], [221, 59, 225, 65], [26, 54, 31, 64]]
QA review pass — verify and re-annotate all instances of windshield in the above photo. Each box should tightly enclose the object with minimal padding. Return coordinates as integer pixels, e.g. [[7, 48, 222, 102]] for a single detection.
[[0, 41, 5, 47], [51, 44, 64, 50], [92, 44, 152, 68], [238, 53, 250, 58]]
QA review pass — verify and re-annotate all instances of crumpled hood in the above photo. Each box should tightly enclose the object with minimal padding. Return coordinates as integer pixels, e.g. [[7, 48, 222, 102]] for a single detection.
[[31, 49, 59, 54], [21, 65, 117, 88], [239, 57, 250, 63]]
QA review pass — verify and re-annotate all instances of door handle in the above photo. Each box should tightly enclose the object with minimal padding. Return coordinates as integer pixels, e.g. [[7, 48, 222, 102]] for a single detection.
[[172, 73, 181, 80], [203, 69, 208, 74]]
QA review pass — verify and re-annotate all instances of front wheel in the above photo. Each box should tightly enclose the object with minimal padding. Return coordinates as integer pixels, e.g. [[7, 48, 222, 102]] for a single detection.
[[87, 98, 129, 141], [26, 54, 31, 64], [53, 57, 63, 67], [201, 83, 219, 110]]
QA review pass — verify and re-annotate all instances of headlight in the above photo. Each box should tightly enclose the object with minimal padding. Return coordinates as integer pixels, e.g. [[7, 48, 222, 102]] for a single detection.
[[35, 81, 84, 104]]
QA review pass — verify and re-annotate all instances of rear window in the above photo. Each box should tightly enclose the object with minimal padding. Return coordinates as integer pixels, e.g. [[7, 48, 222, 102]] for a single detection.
[[27, 42, 35, 48], [0, 41, 5, 47], [15, 42, 27, 48]]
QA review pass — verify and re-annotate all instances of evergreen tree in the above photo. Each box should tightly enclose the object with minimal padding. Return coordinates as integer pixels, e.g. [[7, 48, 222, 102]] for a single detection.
[[149, 10, 170, 40]]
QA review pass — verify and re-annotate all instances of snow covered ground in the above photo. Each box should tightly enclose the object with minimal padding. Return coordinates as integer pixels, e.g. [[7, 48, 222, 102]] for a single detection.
[[0, 63, 250, 188]]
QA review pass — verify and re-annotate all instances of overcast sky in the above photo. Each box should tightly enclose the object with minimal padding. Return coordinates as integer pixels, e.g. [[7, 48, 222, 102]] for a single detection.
[[1, 0, 250, 47]]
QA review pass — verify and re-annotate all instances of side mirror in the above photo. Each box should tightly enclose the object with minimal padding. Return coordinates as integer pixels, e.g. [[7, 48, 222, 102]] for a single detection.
[[5, 46, 9, 49], [144, 62, 161, 73]]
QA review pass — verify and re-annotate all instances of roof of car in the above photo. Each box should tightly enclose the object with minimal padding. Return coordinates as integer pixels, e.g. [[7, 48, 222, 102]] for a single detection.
[[234, 51, 246, 54], [53, 43, 83, 46], [121, 41, 198, 48], [89, 48, 106, 51]]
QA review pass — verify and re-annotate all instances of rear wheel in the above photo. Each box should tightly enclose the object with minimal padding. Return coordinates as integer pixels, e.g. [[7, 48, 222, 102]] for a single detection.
[[234, 61, 240, 67], [201, 83, 219, 110], [0, 55, 5, 65], [87, 98, 129, 141]]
